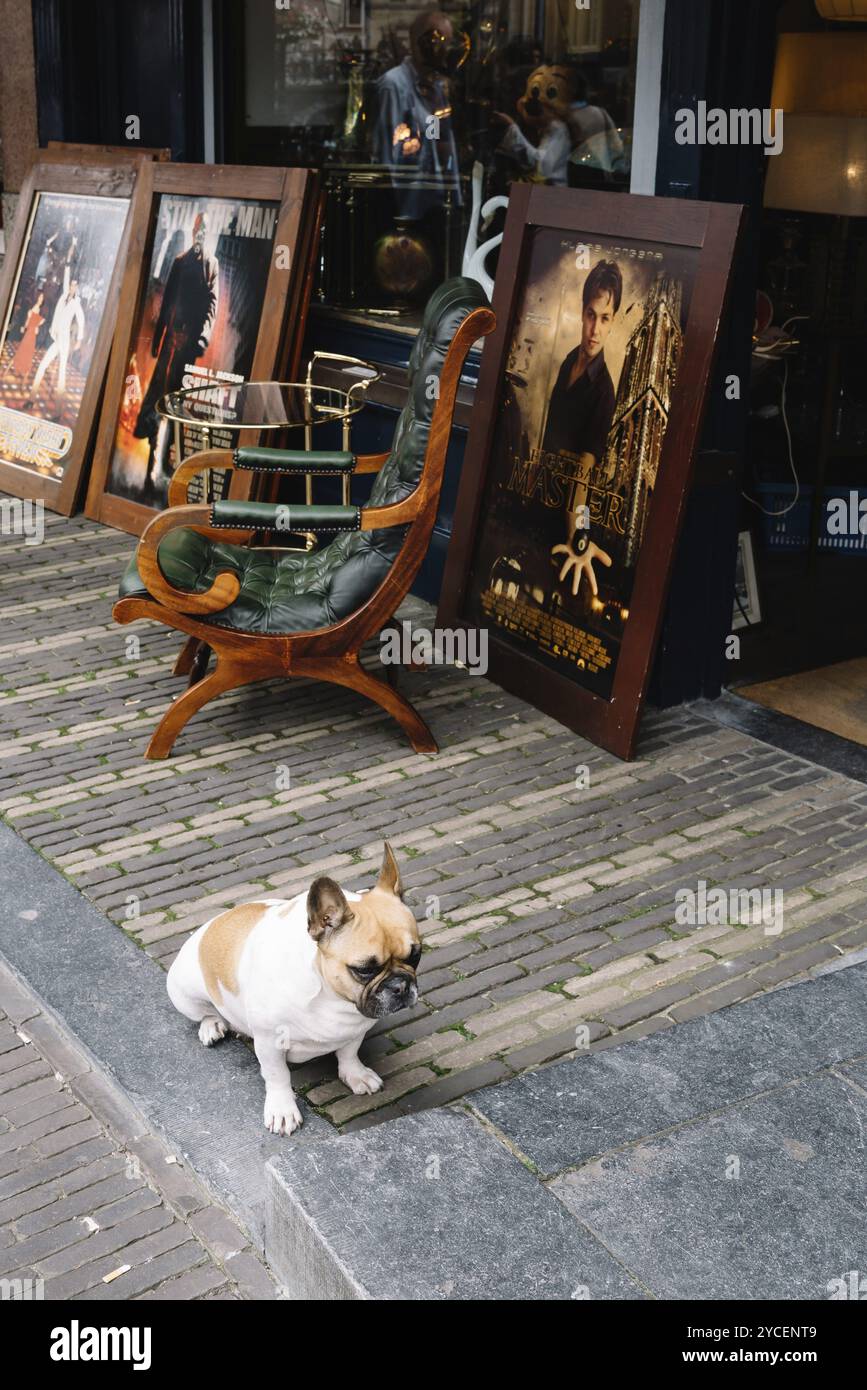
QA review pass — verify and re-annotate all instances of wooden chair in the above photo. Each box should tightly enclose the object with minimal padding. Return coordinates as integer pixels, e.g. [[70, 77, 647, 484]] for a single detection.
[[113, 278, 495, 759]]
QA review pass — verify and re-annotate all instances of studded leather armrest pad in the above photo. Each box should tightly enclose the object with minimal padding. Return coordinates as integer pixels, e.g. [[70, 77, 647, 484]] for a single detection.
[[209, 500, 361, 532], [233, 447, 355, 474]]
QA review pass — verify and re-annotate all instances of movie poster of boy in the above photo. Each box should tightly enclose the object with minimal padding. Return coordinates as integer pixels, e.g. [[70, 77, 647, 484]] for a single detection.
[[105, 193, 279, 505], [466, 227, 697, 701], [0, 192, 128, 478]]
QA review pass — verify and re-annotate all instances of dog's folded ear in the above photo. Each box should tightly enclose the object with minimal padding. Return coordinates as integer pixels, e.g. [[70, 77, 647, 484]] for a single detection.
[[307, 877, 352, 940], [376, 841, 402, 898]]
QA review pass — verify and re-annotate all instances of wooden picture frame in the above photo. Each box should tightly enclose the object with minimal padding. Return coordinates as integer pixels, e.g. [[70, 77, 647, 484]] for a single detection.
[[85, 162, 319, 536], [437, 184, 743, 760], [0, 154, 148, 515], [45, 141, 173, 161]]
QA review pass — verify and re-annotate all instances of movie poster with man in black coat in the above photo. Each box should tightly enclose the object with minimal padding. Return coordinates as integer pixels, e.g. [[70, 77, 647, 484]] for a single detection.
[[106, 193, 278, 504], [466, 227, 696, 700]]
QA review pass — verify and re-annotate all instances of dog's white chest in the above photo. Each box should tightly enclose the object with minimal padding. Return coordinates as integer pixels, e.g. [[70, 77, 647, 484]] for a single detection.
[[275, 995, 369, 1063]]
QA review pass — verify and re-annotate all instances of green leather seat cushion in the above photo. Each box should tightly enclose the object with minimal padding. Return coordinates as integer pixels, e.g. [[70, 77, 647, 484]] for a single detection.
[[118, 523, 399, 635]]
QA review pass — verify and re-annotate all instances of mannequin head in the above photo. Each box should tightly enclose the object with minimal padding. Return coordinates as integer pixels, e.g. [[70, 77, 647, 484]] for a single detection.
[[410, 10, 454, 76], [517, 65, 575, 132]]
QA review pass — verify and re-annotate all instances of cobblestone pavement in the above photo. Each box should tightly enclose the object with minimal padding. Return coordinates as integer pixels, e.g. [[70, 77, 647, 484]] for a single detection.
[[0, 964, 279, 1300], [2, 505, 867, 1131]]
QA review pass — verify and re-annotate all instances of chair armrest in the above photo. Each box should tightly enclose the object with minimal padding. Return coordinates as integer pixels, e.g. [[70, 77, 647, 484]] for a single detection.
[[167, 449, 235, 508], [136, 505, 251, 615], [354, 451, 391, 475], [210, 500, 361, 532], [208, 498, 421, 532], [233, 447, 355, 475]]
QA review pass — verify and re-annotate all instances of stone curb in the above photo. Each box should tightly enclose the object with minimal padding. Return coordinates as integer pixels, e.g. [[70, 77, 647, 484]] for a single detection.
[[264, 1106, 647, 1301]]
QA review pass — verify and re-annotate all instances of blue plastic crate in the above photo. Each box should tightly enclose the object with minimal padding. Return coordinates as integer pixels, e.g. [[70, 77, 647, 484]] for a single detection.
[[756, 483, 867, 555], [755, 483, 812, 551]]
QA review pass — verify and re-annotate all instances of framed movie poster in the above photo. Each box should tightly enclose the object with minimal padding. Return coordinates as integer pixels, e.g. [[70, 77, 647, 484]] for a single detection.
[[438, 185, 743, 760], [85, 162, 319, 535], [0, 157, 145, 515]]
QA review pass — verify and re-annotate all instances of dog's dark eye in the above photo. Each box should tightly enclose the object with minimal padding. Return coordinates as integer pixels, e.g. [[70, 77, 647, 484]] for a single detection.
[[349, 963, 381, 981], [404, 945, 422, 968], [547, 86, 558, 100]]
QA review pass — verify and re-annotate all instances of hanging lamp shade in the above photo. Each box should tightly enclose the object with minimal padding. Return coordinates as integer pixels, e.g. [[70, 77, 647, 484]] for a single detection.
[[815, 1, 867, 19], [771, 33, 867, 115], [764, 30, 867, 215]]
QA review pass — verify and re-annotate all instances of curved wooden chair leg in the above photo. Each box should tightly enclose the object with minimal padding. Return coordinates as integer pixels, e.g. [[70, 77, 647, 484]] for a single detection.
[[146, 658, 264, 761], [172, 636, 199, 676], [313, 656, 437, 754], [187, 641, 212, 687]]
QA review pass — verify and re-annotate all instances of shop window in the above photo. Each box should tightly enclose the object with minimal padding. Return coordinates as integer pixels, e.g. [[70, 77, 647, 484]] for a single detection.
[[224, 0, 642, 325]]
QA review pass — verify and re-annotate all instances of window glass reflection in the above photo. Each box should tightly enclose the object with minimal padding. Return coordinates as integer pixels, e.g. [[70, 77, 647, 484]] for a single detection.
[[240, 0, 641, 319]]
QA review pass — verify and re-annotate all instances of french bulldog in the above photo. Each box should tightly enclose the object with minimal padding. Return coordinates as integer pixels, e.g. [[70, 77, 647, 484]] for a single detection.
[[166, 843, 420, 1135]]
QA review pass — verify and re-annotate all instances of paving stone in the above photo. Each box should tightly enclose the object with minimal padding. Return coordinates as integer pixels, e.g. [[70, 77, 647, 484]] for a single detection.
[[435, 1020, 539, 1070], [498, 1020, 610, 1073], [746, 942, 841, 987], [551, 1074, 867, 1300], [137, 1262, 230, 1300], [471, 962, 867, 1175], [223, 1248, 280, 1299], [386, 995, 494, 1045], [0, 1136, 115, 1201], [597, 953, 774, 1030], [0, 1214, 89, 1276], [326, 1066, 436, 1123], [340, 1059, 513, 1130], [266, 1109, 645, 1299], [11, 1015, 92, 1081], [187, 1205, 250, 1262], [0, 975, 40, 1025], [666, 977, 768, 1024], [0, 1087, 75, 1130], [0, 1052, 57, 1093], [486, 964, 582, 1000], [75, 1239, 207, 1301], [422, 962, 526, 1008], [14, 1172, 148, 1237], [37, 1205, 175, 1277]]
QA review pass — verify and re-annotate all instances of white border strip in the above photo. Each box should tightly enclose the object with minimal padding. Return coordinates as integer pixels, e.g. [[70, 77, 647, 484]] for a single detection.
[[629, 0, 666, 196], [202, 0, 216, 165]]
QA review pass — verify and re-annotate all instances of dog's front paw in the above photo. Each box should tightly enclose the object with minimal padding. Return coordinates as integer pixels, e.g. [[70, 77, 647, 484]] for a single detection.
[[339, 1064, 384, 1096], [264, 1088, 303, 1136], [198, 1016, 227, 1047]]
